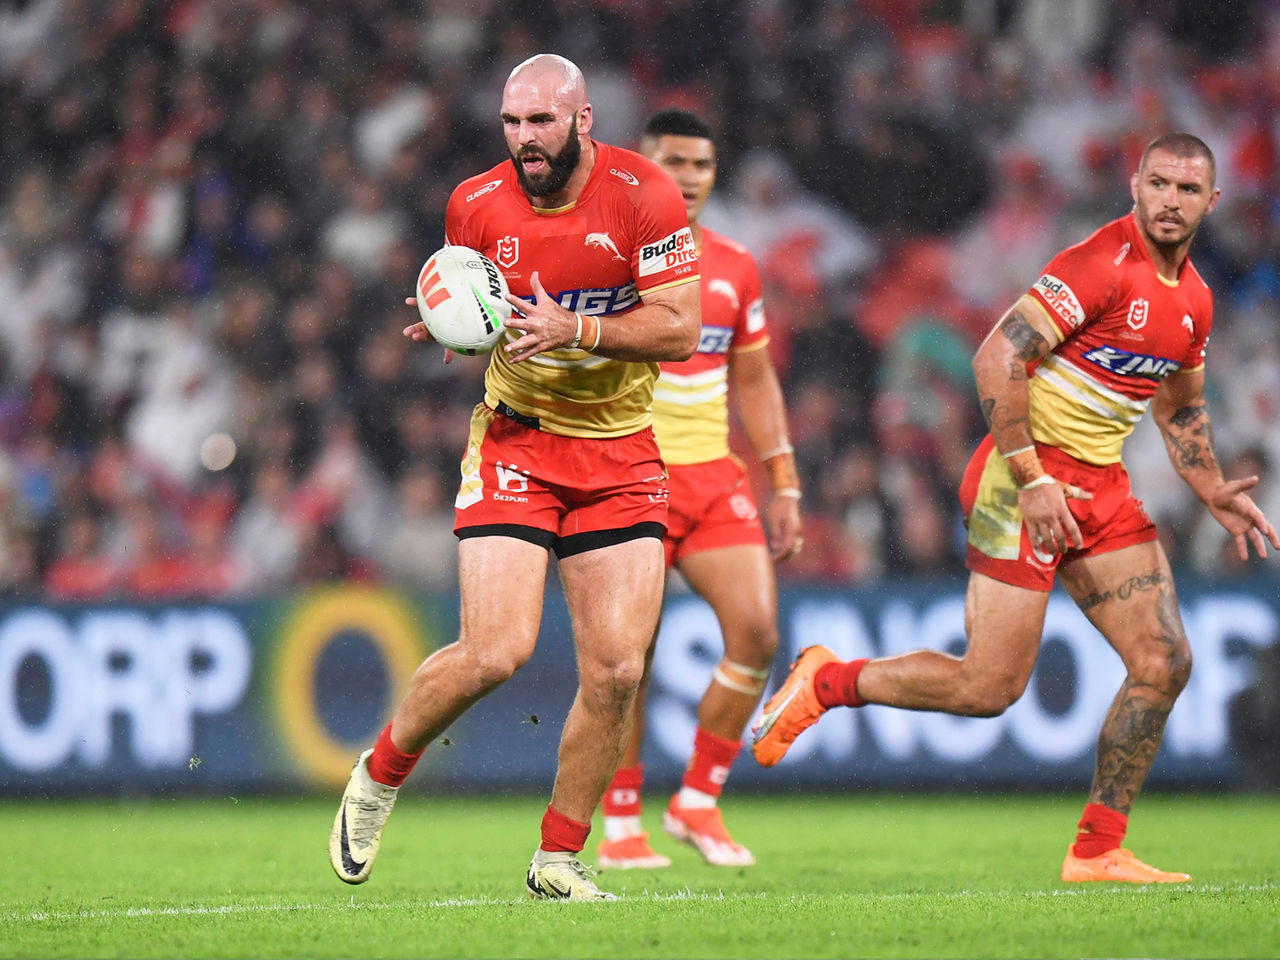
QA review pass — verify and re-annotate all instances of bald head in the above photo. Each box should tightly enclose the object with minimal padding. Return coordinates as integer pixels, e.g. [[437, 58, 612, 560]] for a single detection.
[[500, 53, 594, 205], [505, 54, 587, 112]]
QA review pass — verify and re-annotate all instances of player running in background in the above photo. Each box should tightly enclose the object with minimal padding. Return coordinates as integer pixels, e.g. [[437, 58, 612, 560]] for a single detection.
[[753, 133, 1280, 883], [329, 54, 700, 901], [596, 109, 802, 871]]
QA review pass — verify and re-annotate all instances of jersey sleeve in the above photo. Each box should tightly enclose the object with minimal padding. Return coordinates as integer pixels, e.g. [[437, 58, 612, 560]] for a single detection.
[[443, 186, 471, 248], [631, 174, 699, 297], [1181, 287, 1213, 372], [730, 250, 769, 352], [1026, 242, 1119, 338]]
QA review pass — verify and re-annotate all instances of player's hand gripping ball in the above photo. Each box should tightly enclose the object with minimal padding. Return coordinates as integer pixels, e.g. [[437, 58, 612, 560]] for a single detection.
[[414, 245, 512, 355]]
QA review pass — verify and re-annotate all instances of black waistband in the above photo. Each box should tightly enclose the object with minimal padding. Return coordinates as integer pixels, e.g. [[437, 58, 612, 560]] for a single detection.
[[495, 400, 541, 430]]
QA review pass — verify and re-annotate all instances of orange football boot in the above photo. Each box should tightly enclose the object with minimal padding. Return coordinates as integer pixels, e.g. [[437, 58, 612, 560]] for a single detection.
[[1061, 847, 1191, 883], [596, 832, 672, 870], [751, 646, 841, 767]]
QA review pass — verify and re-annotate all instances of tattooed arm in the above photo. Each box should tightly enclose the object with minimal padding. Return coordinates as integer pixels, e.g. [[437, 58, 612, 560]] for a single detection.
[[1153, 368, 1280, 559], [973, 296, 1089, 552], [972, 295, 1062, 454]]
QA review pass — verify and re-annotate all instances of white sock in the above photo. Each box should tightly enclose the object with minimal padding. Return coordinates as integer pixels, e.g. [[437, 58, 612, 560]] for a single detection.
[[532, 847, 572, 867], [676, 786, 717, 809], [603, 815, 644, 841]]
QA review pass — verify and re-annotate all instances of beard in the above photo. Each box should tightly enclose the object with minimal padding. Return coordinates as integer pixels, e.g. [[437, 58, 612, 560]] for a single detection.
[[513, 126, 582, 198], [1138, 205, 1200, 251]]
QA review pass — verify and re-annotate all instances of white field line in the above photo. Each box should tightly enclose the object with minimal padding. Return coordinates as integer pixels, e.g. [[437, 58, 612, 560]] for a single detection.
[[12, 883, 1276, 924]]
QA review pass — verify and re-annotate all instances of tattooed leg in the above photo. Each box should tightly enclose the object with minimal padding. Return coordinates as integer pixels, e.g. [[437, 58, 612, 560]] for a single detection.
[[1061, 545, 1193, 814]]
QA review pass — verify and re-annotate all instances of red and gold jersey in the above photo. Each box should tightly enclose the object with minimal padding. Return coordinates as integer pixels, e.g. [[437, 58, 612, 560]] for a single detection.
[[1024, 212, 1213, 464], [651, 228, 768, 465], [445, 141, 699, 438]]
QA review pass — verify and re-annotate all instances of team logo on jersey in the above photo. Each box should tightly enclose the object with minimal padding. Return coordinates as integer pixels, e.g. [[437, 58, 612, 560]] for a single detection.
[[495, 236, 519, 268], [746, 298, 765, 334], [1113, 242, 1131, 266], [1126, 298, 1149, 330], [1032, 274, 1084, 329], [1082, 344, 1181, 380], [609, 167, 639, 186], [585, 232, 626, 261], [709, 278, 740, 310], [465, 179, 502, 203], [639, 227, 697, 278], [1182, 314, 1194, 334]]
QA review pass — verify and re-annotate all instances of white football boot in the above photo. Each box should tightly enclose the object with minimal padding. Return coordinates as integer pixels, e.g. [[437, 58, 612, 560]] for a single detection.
[[329, 749, 399, 884], [525, 850, 618, 901]]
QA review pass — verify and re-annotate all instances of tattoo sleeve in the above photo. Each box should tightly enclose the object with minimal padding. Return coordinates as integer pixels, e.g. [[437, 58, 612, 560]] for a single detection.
[[1162, 404, 1219, 474], [999, 310, 1049, 363]]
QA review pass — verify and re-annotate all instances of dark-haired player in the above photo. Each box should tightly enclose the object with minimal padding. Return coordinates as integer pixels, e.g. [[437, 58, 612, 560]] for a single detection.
[[597, 109, 802, 870], [754, 132, 1279, 883], [330, 54, 700, 901]]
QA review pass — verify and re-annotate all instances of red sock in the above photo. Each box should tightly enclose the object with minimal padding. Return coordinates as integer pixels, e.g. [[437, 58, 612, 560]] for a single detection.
[[365, 723, 422, 787], [602, 765, 643, 817], [1072, 802, 1128, 859], [539, 804, 591, 853], [681, 728, 741, 798], [814, 659, 868, 709]]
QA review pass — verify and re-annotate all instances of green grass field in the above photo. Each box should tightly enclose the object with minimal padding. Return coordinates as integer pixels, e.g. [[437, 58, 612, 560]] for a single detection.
[[4, 792, 1277, 958]]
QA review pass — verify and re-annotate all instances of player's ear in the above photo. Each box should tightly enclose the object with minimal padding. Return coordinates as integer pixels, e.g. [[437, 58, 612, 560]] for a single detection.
[[1129, 171, 1139, 203], [1206, 186, 1221, 215], [577, 103, 593, 137]]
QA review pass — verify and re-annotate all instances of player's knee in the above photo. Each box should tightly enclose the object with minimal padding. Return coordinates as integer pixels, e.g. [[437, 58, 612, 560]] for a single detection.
[[457, 642, 534, 694], [1130, 639, 1192, 697], [580, 652, 645, 708], [963, 676, 1027, 717], [725, 620, 778, 668]]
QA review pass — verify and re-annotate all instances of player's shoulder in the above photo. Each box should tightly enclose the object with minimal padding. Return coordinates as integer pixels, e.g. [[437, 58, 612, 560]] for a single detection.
[[447, 160, 516, 216], [701, 226, 753, 259], [1183, 257, 1214, 305], [593, 142, 681, 203], [1057, 214, 1133, 267]]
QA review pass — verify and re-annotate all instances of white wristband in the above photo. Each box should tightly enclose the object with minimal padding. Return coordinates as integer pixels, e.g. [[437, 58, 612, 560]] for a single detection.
[[570, 312, 583, 349], [1018, 475, 1056, 491], [774, 487, 802, 499], [589, 314, 603, 351], [1002, 444, 1036, 459], [760, 442, 795, 461]]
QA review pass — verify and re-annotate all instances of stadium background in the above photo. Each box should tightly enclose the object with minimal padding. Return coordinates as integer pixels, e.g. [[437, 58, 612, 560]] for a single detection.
[[1, 0, 1278, 797]]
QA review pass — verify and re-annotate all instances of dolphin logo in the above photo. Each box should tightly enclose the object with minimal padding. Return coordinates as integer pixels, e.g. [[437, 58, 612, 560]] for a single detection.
[[585, 232, 626, 261]]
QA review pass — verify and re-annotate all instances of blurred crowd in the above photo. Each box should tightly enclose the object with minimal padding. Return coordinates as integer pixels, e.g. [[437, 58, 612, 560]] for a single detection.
[[2, 0, 1280, 601]]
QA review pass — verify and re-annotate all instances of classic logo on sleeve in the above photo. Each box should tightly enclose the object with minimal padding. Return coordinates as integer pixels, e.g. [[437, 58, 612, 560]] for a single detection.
[[638, 227, 697, 278], [465, 180, 503, 203], [746, 298, 765, 334], [1032, 274, 1085, 329]]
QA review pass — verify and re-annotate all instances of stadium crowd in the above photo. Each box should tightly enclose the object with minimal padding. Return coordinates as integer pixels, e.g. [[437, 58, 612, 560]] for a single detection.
[[2, 0, 1279, 600]]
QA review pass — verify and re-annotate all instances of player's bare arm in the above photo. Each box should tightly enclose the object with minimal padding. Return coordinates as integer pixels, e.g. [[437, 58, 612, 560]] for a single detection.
[[973, 295, 1087, 553], [501, 273, 699, 363], [729, 345, 802, 560], [1152, 369, 1280, 559]]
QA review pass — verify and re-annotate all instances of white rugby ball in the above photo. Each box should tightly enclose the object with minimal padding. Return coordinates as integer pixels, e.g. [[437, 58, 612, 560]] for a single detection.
[[414, 245, 512, 355]]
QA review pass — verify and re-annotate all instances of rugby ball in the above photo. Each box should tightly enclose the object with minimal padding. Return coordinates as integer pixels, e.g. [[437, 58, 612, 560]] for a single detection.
[[414, 245, 512, 354]]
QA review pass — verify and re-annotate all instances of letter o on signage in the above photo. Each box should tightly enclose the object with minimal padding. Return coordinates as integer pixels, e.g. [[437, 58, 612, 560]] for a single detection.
[[0, 610, 85, 771], [273, 588, 427, 787]]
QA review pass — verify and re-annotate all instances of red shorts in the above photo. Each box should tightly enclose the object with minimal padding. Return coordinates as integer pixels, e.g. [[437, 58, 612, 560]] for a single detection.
[[664, 456, 767, 568], [453, 403, 668, 558], [959, 435, 1157, 591]]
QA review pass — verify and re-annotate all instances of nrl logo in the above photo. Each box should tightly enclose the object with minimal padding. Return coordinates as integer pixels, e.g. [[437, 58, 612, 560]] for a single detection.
[[585, 232, 625, 261], [496, 236, 519, 268], [1126, 298, 1149, 330]]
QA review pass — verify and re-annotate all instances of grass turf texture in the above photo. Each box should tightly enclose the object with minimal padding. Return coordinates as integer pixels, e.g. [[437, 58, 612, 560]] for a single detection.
[[4, 793, 1277, 959]]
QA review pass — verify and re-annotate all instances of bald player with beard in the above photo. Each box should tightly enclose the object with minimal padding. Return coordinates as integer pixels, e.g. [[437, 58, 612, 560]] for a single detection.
[[329, 54, 700, 901]]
